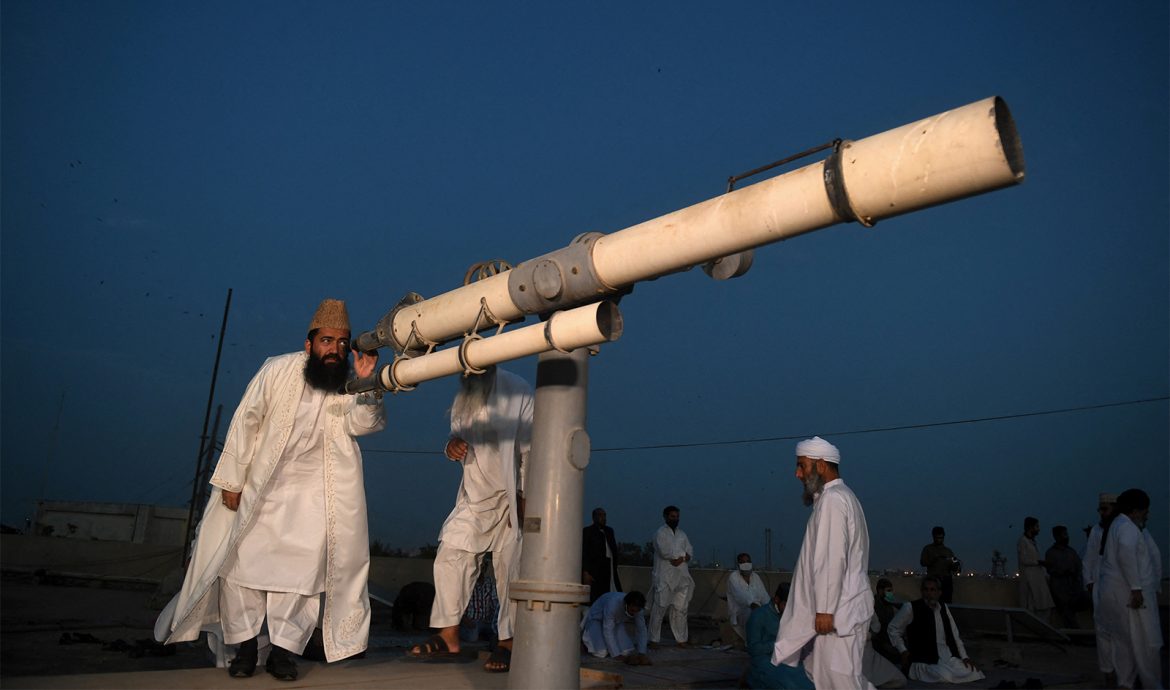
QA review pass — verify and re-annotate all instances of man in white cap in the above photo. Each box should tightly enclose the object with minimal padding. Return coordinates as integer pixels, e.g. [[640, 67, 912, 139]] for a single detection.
[[157, 299, 385, 681], [773, 436, 875, 690], [1081, 492, 1118, 688]]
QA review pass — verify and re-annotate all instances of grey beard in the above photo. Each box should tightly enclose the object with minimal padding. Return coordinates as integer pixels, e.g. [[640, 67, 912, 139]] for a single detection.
[[450, 368, 496, 429], [801, 470, 825, 507]]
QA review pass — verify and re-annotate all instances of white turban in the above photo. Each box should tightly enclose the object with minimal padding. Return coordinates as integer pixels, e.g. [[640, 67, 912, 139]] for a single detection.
[[795, 436, 840, 464]]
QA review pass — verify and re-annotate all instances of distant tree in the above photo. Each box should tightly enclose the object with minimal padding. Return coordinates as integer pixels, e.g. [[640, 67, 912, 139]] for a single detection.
[[617, 541, 653, 566], [415, 543, 439, 559]]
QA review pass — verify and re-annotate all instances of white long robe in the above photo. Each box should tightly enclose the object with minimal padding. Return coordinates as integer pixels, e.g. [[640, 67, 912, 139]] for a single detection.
[[1099, 515, 1164, 689], [156, 352, 386, 662], [888, 601, 985, 684], [774, 478, 874, 689], [1017, 534, 1054, 614], [1082, 522, 1114, 672], [650, 524, 694, 642], [432, 369, 533, 637], [727, 570, 769, 630]]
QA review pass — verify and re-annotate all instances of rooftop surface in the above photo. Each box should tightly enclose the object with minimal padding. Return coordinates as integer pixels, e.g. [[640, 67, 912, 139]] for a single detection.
[[5, 576, 1158, 690]]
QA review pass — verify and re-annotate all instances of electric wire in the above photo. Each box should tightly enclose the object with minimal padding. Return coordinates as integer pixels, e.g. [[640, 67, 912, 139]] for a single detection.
[[359, 395, 1168, 456]]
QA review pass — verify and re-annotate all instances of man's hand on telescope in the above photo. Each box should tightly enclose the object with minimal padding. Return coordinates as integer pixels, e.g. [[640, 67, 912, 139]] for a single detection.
[[353, 349, 378, 378]]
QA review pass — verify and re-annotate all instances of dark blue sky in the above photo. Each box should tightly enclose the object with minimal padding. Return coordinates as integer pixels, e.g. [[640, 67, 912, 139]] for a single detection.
[[3, 2, 1166, 571]]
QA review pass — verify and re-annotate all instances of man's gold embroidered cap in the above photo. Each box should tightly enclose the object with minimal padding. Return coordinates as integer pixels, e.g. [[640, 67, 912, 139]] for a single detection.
[[309, 298, 350, 332]]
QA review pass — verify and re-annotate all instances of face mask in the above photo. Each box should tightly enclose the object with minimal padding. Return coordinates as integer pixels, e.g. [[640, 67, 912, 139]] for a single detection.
[[883, 592, 896, 603], [738, 562, 753, 572]]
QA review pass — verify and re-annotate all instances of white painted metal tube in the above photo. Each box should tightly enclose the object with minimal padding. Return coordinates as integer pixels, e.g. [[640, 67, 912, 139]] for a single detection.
[[592, 96, 1023, 286], [378, 96, 1022, 346], [378, 301, 621, 390]]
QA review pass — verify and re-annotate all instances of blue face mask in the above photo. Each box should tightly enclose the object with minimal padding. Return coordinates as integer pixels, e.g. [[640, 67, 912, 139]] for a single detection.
[[883, 592, 896, 603]]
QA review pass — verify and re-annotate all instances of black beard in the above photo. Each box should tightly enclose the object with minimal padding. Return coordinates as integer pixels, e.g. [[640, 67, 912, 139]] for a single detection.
[[304, 351, 350, 392]]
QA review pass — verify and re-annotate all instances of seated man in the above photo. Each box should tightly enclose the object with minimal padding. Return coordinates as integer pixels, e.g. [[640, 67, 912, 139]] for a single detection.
[[581, 591, 651, 665], [871, 578, 902, 665], [727, 552, 770, 642], [888, 576, 985, 684], [459, 562, 499, 643], [744, 583, 813, 690]]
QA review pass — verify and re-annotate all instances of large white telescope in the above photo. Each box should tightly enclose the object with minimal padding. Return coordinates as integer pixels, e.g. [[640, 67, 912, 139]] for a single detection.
[[353, 96, 1022, 370], [354, 96, 1023, 689]]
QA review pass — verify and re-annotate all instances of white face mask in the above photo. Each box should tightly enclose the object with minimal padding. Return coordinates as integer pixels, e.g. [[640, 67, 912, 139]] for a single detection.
[[738, 562, 753, 572]]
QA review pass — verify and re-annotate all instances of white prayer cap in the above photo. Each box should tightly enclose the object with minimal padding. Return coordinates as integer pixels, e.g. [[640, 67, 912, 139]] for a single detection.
[[1099, 492, 1118, 504], [795, 436, 840, 464]]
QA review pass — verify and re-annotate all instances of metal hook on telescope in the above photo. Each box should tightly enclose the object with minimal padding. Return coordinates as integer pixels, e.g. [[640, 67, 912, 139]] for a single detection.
[[457, 333, 487, 377]]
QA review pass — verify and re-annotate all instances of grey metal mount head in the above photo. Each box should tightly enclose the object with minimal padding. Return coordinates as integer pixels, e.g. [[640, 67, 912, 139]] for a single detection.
[[507, 232, 616, 314]]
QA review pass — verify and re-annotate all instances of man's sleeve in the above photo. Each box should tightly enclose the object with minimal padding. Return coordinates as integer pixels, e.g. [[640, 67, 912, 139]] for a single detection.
[[516, 389, 534, 493], [602, 604, 622, 656], [345, 393, 386, 437], [210, 362, 272, 492], [887, 603, 913, 653], [811, 495, 849, 615], [653, 529, 673, 562], [920, 546, 931, 568], [1118, 524, 1142, 590]]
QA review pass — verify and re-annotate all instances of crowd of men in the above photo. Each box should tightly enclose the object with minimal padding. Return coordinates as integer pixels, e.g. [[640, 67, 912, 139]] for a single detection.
[[155, 298, 1163, 688]]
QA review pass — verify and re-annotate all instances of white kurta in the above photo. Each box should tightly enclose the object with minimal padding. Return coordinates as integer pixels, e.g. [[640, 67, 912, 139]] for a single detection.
[[1082, 522, 1114, 672], [1017, 534, 1054, 614], [649, 524, 694, 643], [888, 601, 985, 684], [727, 570, 770, 629], [432, 369, 533, 637], [155, 352, 386, 662], [773, 478, 874, 690], [1099, 515, 1164, 689]]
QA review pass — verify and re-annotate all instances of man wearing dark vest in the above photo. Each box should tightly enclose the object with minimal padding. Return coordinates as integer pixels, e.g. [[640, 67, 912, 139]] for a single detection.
[[887, 576, 984, 684], [582, 507, 623, 604]]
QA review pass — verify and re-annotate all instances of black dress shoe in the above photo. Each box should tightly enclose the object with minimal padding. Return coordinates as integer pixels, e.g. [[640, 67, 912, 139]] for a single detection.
[[228, 637, 258, 678], [266, 645, 298, 681]]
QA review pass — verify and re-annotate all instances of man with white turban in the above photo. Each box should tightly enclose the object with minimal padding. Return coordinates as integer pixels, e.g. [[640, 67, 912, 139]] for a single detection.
[[409, 366, 533, 674], [773, 436, 876, 690], [156, 299, 385, 682]]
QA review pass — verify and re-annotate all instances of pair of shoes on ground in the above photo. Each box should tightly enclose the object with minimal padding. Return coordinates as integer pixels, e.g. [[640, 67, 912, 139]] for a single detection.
[[228, 638, 298, 681]]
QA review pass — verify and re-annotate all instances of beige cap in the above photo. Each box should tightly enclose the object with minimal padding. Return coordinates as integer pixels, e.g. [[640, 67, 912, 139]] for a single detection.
[[309, 299, 350, 332], [1098, 493, 1118, 504]]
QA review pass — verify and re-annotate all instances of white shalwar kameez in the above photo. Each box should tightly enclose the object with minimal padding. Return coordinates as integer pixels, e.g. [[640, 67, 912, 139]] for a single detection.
[[156, 352, 386, 662], [1017, 534, 1054, 616], [887, 602, 985, 684], [773, 478, 875, 690], [1099, 515, 1164, 689], [1082, 522, 1114, 673], [727, 570, 770, 639], [649, 524, 694, 644], [431, 370, 533, 640]]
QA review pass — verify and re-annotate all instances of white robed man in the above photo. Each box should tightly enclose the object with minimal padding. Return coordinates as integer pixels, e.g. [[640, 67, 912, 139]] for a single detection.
[[887, 575, 985, 684], [1081, 491, 1117, 687], [1016, 516, 1054, 619], [773, 436, 876, 690], [649, 505, 695, 647], [581, 590, 652, 665], [409, 366, 533, 674], [156, 299, 385, 681], [1097, 488, 1163, 690], [727, 552, 770, 642]]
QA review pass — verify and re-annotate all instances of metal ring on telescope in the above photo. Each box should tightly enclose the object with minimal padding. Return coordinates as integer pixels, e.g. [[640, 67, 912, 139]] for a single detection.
[[543, 311, 574, 354], [823, 140, 876, 228], [457, 334, 487, 377], [384, 357, 416, 393]]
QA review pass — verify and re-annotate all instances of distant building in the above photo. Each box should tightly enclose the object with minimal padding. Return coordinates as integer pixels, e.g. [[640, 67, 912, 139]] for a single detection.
[[34, 500, 187, 546]]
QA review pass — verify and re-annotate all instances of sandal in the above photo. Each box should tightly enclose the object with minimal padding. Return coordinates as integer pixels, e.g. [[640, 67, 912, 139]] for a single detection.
[[484, 646, 511, 672], [408, 634, 455, 659]]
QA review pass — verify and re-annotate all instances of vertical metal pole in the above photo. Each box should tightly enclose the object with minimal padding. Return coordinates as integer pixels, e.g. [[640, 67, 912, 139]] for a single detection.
[[509, 347, 592, 690], [184, 288, 232, 563]]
